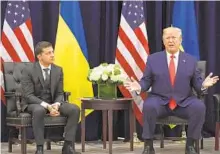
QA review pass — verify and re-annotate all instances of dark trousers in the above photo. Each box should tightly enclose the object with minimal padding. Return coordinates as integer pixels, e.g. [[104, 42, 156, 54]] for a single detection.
[[27, 103, 80, 145], [142, 96, 206, 140]]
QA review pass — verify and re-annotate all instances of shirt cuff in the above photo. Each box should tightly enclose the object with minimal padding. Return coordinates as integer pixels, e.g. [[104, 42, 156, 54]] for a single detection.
[[54, 102, 61, 106], [201, 86, 207, 91], [136, 87, 151, 95], [136, 89, 141, 95], [41, 101, 49, 109]]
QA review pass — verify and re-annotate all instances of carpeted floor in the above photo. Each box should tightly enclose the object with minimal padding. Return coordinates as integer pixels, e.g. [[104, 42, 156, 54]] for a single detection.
[[1, 138, 219, 154]]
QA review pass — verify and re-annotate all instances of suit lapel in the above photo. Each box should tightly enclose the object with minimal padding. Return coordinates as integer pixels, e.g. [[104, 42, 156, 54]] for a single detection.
[[174, 52, 185, 87], [162, 51, 172, 87], [36, 62, 44, 87], [50, 64, 58, 100]]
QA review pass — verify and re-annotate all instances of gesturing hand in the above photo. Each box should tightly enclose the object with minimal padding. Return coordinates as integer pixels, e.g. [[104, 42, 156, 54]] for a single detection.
[[202, 72, 219, 89], [124, 77, 141, 92]]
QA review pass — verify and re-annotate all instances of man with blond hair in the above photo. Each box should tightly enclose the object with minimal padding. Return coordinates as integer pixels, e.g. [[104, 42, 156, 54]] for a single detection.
[[124, 27, 219, 154]]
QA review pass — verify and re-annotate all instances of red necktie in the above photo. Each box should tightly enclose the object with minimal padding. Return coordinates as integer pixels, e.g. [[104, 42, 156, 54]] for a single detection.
[[169, 55, 177, 110]]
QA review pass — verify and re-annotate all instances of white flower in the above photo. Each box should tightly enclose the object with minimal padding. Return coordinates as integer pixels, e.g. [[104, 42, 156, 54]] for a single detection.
[[89, 71, 101, 81], [101, 74, 108, 81], [88, 63, 125, 84], [110, 75, 120, 82], [106, 64, 114, 72]]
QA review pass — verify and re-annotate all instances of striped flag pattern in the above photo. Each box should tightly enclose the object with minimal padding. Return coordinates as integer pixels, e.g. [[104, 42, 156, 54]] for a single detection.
[[0, 1, 35, 104], [115, 1, 150, 125]]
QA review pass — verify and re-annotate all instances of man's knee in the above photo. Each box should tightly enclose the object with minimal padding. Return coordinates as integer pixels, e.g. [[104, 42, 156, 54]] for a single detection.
[[143, 99, 157, 113], [197, 101, 206, 115], [32, 106, 46, 117], [71, 104, 80, 114], [193, 100, 206, 116], [65, 103, 80, 115]]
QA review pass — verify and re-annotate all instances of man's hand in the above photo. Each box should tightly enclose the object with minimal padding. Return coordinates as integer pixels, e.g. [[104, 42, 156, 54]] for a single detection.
[[50, 108, 60, 117], [124, 77, 141, 92], [202, 72, 219, 89], [51, 103, 60, 111], [47, 105, 60, 117]]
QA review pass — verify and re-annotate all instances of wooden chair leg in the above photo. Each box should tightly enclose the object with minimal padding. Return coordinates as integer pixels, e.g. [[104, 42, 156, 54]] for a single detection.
[[46, 141, 51, 150], [8, 128, 13, 152], [160, 125, 164, 148], [215, 122, 220, 151], [20, 127, 27, 154], [200, 137, 203, 149], [195, 139, 200, 154]]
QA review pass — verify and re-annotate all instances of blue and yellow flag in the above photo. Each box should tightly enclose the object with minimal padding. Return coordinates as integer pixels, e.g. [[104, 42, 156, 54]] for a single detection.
[[172, 1, 200, 60], [169, 1, 200, 130], [54, 1, 93, 115]]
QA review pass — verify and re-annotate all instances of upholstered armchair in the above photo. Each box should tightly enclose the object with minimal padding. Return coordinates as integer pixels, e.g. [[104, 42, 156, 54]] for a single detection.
[[156, 61, 207, 154], [3, 62, 70, 154], [213, 93, 220, 151]]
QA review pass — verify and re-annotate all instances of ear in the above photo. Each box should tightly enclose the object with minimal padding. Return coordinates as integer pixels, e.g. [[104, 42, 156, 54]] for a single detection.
[[179, 37, 182, 44], [37, 54, 41, 60]]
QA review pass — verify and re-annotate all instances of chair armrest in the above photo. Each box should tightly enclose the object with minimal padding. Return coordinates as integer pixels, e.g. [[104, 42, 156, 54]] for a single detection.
[[64, 92, 71, 102], [15, 92, 22, 114], [4, 92, 22, 115], [4, 92, 15, 97], [213, 94, 220, 122]]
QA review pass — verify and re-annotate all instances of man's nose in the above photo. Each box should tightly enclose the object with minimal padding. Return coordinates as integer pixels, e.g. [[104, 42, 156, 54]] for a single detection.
[[168, 38, 173, 42]]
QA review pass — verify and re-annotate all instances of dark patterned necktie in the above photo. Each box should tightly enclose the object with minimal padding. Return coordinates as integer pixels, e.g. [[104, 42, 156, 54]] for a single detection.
[[43, 68, 50, 88]]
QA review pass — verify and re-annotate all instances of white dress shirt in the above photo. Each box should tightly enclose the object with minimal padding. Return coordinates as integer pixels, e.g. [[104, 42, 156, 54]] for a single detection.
[[166, 51, 180, 73], [39, 63, 51, 80]]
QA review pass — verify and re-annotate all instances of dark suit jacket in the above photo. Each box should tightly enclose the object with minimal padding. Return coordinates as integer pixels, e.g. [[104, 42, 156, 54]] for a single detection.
[[21, 62, 64, 111], [140, 51, 204, 107]]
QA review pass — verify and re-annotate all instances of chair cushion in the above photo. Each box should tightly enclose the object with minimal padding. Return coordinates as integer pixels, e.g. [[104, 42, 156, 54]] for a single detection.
[[6, 112, 67, 127], [157, 116, 188, 125]]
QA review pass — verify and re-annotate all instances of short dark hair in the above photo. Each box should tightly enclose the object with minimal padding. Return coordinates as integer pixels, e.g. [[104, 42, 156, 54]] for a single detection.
[[35, 41, 53, 56]]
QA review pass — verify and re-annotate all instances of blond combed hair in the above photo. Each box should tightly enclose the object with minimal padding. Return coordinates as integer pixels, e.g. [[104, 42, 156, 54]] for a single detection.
[[163, 27, 182, 39]]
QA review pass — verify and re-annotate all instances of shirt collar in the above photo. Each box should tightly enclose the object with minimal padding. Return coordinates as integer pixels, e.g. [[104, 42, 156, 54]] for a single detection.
[[166, 50, 180, 59], [39, 62, 51, 71]]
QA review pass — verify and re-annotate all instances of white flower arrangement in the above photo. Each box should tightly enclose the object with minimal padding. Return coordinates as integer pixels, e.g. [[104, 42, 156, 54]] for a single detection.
[[88, 63, 127, 84]]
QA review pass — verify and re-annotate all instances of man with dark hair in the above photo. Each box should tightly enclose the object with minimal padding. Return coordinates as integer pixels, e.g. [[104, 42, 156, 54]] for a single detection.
[[21, 41, 81, 154], [34, 41, 53, 57], [124, 27, 219, 154]]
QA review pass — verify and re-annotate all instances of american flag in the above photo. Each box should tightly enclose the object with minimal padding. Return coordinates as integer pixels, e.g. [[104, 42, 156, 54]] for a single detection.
[[0, 1, 35, 104], [115, 1, 150, 125]]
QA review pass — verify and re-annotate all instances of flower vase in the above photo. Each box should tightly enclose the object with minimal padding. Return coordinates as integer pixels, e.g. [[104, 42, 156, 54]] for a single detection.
[[98, 83, 117, 99]]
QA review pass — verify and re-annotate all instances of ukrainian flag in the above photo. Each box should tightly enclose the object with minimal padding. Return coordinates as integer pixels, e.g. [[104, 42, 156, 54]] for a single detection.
[[169, 1, 200, 130], [172, 1, 200, 60], [54, 1, 93, 116]]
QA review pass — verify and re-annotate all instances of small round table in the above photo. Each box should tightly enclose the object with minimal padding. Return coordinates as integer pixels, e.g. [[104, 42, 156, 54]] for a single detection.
[[81, 98, 134, 154]]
